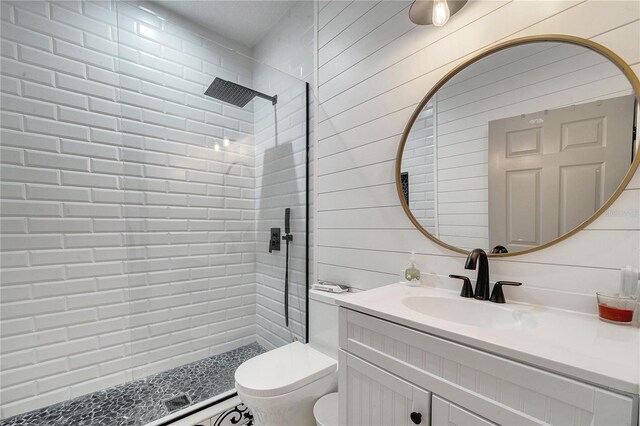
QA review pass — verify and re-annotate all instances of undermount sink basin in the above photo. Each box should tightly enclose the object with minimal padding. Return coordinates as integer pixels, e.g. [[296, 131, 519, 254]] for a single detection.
[[402, 296, 536, 329]]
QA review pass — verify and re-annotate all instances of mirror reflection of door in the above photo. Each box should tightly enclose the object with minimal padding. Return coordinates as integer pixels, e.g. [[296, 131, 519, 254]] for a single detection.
[[488, 95, 635, 252]]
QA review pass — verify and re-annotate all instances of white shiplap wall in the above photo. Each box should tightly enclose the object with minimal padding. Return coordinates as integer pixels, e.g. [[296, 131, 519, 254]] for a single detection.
[[252, 1, 315, 349], [0, 1, 258, 418], [316, 0, 640, 314]]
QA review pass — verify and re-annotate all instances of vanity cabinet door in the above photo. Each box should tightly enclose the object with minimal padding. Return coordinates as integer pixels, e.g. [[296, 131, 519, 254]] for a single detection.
[[339, 350, 431, 426], [432, 396, 496, 426]]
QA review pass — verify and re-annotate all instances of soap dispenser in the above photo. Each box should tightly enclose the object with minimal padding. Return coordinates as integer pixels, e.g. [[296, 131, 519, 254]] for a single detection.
[[404, 251, 422, 285]]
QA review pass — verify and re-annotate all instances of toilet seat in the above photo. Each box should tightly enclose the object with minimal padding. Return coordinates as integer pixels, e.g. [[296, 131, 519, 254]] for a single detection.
[[235, 341, 337, 398]]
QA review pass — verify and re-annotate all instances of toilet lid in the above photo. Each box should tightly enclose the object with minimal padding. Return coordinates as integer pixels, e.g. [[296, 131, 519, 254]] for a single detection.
[[314, 392, 339, 426], [235, 341, 337, 397]]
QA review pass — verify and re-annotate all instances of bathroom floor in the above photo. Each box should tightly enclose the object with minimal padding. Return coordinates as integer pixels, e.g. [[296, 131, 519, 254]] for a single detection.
[[0, 343, 265, 426]]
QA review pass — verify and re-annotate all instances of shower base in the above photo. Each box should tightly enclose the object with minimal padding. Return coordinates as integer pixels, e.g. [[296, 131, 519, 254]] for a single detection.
[[0, 342, 265, 426]]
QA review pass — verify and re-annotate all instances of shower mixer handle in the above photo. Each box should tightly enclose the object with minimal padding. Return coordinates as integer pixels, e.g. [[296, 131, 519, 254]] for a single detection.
[[269, 228, 281, 253]]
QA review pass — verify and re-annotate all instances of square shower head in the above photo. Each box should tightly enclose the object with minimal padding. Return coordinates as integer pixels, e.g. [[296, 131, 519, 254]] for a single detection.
[[205, 78, 257, 108], [204, 77, 277, 108]]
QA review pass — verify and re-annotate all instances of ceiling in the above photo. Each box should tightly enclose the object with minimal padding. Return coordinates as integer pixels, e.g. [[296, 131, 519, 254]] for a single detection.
[[151, 1, 296, 48]]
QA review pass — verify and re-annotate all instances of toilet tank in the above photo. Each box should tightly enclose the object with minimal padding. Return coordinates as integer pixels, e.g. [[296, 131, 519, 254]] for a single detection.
[[308, 290, 350, 360]]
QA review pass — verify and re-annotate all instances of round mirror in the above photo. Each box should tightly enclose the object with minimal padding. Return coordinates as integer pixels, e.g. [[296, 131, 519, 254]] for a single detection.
[[397, 35, 640, 256]]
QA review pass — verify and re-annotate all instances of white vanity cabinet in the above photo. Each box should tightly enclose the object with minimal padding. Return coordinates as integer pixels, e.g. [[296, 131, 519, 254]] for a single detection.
[[339, 307, 638, 426]]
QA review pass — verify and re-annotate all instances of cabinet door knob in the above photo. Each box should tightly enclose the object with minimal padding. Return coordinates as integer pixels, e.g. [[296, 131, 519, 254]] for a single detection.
[[410, 411, 422, 424]]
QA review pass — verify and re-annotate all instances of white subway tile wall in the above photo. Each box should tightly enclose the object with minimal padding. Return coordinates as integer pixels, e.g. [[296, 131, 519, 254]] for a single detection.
[[0, 0, 311, 419], [316, 0, 640, 312], [252, 1, 315, 350]]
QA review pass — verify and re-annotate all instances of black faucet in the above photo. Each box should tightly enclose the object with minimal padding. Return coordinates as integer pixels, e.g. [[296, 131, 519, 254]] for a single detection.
[[464, 248, 490, 300]]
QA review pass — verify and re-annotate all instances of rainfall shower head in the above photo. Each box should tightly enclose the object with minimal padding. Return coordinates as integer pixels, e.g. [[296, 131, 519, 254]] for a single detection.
[[204, 77, 277, 108]]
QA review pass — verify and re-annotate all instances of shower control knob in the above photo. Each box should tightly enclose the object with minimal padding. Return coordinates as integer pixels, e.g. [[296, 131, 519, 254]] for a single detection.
[[410, 411, 422, 424]]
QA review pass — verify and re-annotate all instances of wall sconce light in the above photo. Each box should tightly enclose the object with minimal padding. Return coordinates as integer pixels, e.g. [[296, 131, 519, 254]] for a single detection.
[[409, 0, 468, 26]]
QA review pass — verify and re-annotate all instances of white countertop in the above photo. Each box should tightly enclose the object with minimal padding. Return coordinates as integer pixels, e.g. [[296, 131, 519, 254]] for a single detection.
[[336, 283, 640, 395]]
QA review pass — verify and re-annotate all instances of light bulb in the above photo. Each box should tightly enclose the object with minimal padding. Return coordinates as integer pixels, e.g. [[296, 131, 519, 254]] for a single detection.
[[214, 143, 220, 152], [223, 137, 230, 147], [432, 0, 450, 27]]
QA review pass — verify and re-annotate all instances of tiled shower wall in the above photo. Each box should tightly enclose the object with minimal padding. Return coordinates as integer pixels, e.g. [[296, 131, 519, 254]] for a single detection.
[[116, 1, 258, 378], [0, 1, 259, 418], [252, 1, 315, 349], [252, 71, 307, 349]]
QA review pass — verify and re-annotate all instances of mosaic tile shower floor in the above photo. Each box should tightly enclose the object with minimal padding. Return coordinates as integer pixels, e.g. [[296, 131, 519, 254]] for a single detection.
[[0, 343, 265, 426]]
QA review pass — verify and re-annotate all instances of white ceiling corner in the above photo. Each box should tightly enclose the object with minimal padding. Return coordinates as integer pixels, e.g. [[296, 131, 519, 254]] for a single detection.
[[150, 0, 297, 48]]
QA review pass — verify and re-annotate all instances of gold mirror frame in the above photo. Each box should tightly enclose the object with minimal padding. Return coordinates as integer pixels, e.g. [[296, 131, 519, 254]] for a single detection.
[[396, 35, 640, 257]]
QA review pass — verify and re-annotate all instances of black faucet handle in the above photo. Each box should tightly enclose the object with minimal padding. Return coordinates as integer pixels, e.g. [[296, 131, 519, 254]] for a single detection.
[[490, 281, 522, 303], [449, 274, 474, 298]]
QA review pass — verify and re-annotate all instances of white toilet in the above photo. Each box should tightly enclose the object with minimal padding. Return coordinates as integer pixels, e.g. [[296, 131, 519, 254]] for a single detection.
[[235, 290, 344, 426]]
